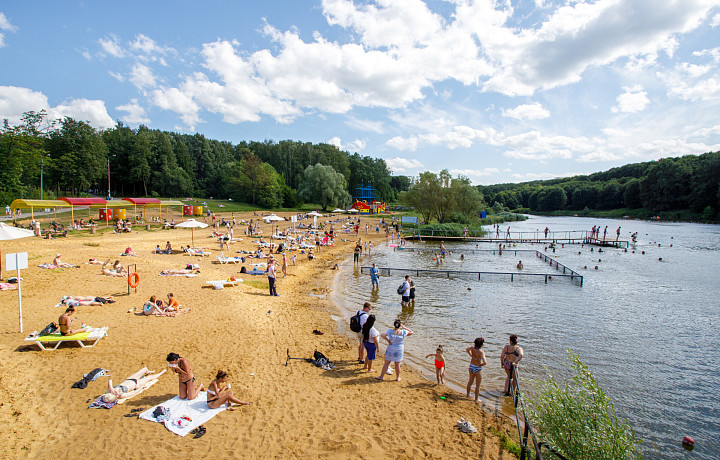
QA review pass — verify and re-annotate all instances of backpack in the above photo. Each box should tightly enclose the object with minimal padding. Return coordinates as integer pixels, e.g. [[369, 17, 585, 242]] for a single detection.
[[397, 283, 405, 295], [349, 311, 366, 332]]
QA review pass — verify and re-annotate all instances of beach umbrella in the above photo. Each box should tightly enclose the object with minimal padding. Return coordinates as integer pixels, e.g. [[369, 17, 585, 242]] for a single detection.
[[308, 211, 323, 217], [347, 208, 359, 213], [331, 208, 344, 213], [0, 222, 35, 332], [263, 214, 285, 222], [175, 219, 208, 248]]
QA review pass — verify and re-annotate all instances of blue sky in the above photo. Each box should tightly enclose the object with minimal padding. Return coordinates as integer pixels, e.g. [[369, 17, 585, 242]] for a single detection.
[[1, 0, 719, 184]]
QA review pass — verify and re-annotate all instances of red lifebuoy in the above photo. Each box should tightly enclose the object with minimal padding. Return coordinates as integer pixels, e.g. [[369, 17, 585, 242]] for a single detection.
[[128, 272, 140, 288]]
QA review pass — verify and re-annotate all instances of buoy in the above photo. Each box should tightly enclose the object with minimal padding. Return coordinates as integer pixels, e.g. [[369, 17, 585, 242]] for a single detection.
[[682, 436, 694, 445]]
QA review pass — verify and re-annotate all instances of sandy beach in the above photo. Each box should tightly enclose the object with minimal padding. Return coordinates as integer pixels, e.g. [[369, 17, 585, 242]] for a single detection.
[[0, 212, 516, 459]]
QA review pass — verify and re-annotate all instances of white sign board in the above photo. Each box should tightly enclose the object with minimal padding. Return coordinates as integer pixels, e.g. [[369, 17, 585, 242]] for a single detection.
[[290, 215, 297, 223], [6, 252, 28, 271]]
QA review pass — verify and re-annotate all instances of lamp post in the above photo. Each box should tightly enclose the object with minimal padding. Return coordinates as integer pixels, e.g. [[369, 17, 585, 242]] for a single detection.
[[40, 158, 44, 200], [107, 157, 111, 200]]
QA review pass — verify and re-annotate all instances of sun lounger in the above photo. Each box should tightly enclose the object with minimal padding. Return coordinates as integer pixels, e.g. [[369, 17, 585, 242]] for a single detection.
[[216, 253, 243, 264], [24, 326, 109, 351]]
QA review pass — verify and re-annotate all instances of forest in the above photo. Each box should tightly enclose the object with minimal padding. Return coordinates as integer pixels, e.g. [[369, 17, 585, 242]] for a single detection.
[[3, 110, 718, 221], [478, 151, 720, 221], [0, 111, 410, 210]]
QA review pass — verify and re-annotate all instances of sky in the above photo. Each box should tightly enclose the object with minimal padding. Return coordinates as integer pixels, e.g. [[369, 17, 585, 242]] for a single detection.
[[1, 0, 719, 185]]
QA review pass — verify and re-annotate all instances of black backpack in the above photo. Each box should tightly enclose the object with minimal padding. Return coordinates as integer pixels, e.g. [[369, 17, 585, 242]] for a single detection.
[[397, 283, 405, 295], [349, 311, 366, 332]]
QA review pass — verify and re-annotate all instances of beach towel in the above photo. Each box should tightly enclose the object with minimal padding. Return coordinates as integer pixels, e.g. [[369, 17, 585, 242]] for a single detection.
[[139, 392, 226, 436], [159, 273, 198, 277], [117, 379, 158, 404], [72, 367, 109, 389], [0, 283, 17, 291], [38, 263, 59, 269], [246, 268, 266, 275]]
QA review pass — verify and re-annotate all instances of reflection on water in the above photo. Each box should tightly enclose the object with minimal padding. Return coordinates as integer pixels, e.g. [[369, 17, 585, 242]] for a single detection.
[[333, 216, 720, 459]]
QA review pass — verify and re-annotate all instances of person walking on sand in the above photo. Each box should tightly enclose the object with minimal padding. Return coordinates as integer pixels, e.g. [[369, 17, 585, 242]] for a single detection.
[[466, 338, 487, 402], [267, 259, 279, 296], [376, 319, 413, 381], [206, 370, 252, 410], [281, 253, 288, 278], [362, 314, 380, 373], [501, 334, 524, 396], [426, 345, 446, 385], [355, 302, 372, 363], [370, 263, 379, 289], [166, 352, 205, 400]]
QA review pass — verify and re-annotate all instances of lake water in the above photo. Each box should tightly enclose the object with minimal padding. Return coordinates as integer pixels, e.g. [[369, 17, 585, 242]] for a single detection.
[[332, 215, 720, 459]]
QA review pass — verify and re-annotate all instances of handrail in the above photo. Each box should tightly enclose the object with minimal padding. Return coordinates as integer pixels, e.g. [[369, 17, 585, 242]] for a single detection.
[[359, 266, 582, 285], [509, 366, 568, 460]]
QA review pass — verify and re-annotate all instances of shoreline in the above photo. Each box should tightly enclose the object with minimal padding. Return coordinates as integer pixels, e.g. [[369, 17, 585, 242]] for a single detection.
[[0, 212, 518, 459]]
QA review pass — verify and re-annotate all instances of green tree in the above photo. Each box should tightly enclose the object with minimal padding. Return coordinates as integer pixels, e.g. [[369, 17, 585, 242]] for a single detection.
[[297, 163, 351, 210], [451, 176, 483, 220], [622, 179, 642, 209], [390, 175, 411, 193], [527, 351, 643, 460], [407, 171, 441, 223]]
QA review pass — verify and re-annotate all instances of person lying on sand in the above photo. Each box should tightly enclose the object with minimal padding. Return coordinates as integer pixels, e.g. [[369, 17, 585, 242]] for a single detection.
[[160, 268, 194, 275], [100, 368, 167, 403], [88, 258, 110, 265], [206, 370, 252, 410], [61, 295, 115, 306], [58, 306, 88, 336]]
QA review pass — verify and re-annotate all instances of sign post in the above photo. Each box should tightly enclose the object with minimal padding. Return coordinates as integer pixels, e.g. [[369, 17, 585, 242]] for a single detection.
[[6, 252, 28, 333]]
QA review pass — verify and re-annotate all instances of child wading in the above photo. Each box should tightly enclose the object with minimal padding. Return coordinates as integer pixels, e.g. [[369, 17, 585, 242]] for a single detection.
[[466, 337, 487, 402]]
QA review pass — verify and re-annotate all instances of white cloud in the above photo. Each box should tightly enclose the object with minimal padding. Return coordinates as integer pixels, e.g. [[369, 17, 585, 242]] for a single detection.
[[109, 71, 125, 82], [328, 136, 342, 149], [0, 86, 50, 124], [386, 125, 490, 151], [502, 102, 550, 120], [659, 61, 720, 102], [612, 85, 650, 113], [328, 136, 367, 152], [49, 99, 115, 129], [711, 13, 720, 27], [129, 63, 158, 89], [0, 12, 17, 47], [344, 116, 385, 134], [116, 99, 150, 124], [130, 34, 173, 55], [99, 34, 125, 58], [449, 168, 500, 182], [385, 157, 423, 172], [510, 171, 581, 182], [152, 86, 201, 130]]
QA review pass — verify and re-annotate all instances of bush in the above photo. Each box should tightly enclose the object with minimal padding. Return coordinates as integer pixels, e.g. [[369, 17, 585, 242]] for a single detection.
[[526, 351, 643, 460]]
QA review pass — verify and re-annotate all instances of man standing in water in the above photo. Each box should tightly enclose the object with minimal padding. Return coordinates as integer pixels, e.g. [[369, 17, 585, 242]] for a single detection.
[[616, 226, 621, 241], [353, 240, 362, 266], [370, 263, 379, 289]]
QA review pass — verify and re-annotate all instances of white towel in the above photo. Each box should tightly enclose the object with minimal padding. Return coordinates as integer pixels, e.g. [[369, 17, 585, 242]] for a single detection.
[[138, 392, 226, 436]]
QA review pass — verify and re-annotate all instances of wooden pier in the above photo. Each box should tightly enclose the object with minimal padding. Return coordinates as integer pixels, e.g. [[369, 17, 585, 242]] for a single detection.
[[406, 230, 629, 249]]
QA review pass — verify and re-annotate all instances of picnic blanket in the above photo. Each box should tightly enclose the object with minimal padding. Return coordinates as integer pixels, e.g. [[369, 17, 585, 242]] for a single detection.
[[38, 263, 59, 269], [159, 273, 198, 277], [0, 283, 17, 291], [139, 392, 226, 436]]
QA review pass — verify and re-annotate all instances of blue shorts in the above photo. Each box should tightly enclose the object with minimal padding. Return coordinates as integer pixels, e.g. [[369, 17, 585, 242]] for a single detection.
[[364, 341, 377, 360]]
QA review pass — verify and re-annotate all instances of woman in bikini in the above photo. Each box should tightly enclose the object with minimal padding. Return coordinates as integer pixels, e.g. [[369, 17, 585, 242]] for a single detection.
[[58, 306, 88, 336], [206, 370, 252, 410], [466, 337, 487, 402], [166, 353, 204, 400], [100, 368, 167, 403], [501, 334, 523, 396]]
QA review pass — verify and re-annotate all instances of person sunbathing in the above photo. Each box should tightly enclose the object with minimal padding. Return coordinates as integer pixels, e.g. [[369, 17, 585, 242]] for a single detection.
[[206, 370, 252, 410], [112, 260, 127, 274], [58, 306, 88, 336], [88, 258, 109, 265], [165, 293, 180, 311], [100, 367, 167, 403], [62, 295, 115, 306], [53, 254, 74, 268], [138, 295, 166, 315], [101, 260, 125, 277], [160, 268, 194, 275]]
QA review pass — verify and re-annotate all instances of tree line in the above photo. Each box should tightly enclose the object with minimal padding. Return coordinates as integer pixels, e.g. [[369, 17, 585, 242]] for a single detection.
[[0, 111, 411, 210], [478, 151, 720, 219]]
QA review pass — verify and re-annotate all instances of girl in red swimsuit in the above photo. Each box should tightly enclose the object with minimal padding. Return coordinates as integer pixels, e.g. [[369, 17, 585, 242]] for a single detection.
[[425, 345, 446, 385]]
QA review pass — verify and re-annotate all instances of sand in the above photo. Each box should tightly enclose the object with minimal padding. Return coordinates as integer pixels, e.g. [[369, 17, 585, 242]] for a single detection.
[[0, 212, 517, 459]]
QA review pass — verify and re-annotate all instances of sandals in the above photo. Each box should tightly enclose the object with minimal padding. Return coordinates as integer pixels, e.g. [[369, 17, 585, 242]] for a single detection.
[[192, 425, 206, 438]]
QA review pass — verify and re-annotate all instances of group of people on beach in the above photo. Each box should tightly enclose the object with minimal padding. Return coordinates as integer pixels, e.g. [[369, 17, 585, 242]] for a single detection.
[[99, 353, 251, 411], [354, 300, 523, 401]]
